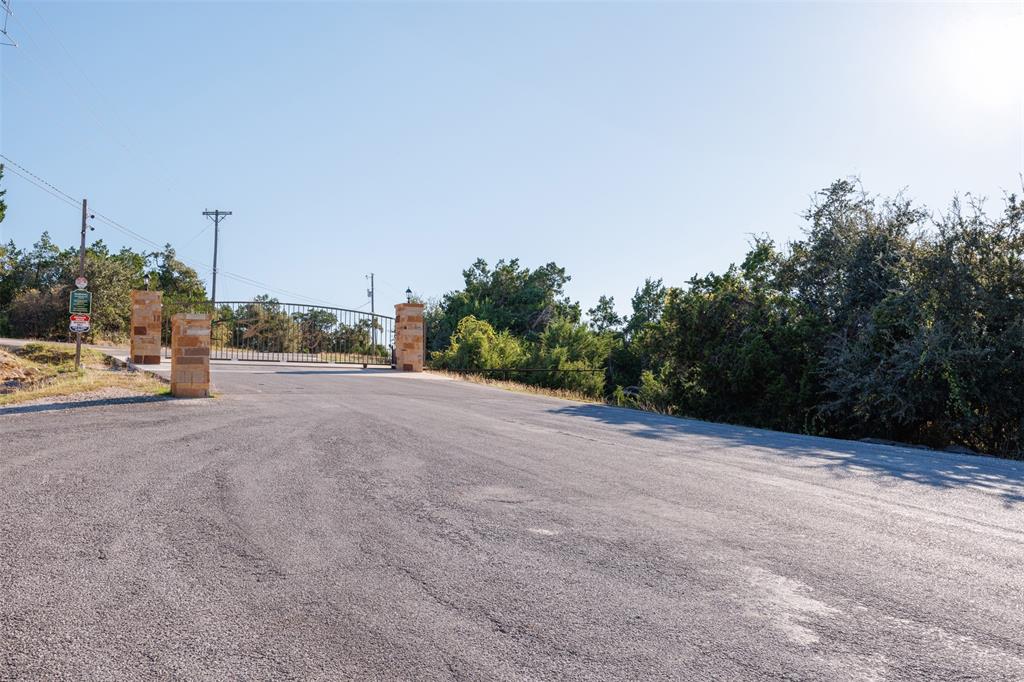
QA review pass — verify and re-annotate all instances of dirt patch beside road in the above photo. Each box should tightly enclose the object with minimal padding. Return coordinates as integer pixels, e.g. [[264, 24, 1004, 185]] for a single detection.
[[0, 342, 167, 406]]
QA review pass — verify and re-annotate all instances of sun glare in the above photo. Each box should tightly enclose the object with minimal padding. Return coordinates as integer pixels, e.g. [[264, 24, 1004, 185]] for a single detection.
[[939, 10, 1024, 113]]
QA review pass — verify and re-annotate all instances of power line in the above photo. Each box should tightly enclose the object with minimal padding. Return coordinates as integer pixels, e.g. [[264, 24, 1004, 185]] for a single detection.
[[91, 211, 164, 250], [212, 270, 338, 308], [181, 223, 212, 248], [1, 155, 342, 307], [375, 273, 414, 300], [8, 7, 187, 198], [0, 154, 80, 206], [1, 0, 16, 47], [2, 164, 81, 211], [6, 12, 134, 159]]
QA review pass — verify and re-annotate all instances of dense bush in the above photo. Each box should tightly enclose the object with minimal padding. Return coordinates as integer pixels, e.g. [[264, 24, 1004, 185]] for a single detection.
[[432, 315, 527, 370], [427, 181, 1024, 458], [646, 182, 1024, 457]]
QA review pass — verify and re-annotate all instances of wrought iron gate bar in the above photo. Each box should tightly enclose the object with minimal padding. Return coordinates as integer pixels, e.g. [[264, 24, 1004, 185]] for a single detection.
[[161, 299, 394, 367]]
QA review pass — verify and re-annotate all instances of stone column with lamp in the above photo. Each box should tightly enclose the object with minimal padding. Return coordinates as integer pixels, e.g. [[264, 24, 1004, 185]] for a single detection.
[[394, 289, 425, 372]]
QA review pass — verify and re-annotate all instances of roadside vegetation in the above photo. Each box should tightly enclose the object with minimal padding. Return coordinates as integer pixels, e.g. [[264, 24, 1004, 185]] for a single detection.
[[3, 163, 1022, 457], [426, 180, 1024, 459], [0, 343, 167, 406], [431, 368, 603, 405]]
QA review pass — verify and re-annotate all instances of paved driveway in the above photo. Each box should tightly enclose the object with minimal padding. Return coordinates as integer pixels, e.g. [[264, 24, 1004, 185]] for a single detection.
[[2, 365, 1023, 679]]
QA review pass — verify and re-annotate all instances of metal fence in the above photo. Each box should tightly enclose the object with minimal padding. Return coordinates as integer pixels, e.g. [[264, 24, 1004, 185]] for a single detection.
[[161, 299, 394, 366]]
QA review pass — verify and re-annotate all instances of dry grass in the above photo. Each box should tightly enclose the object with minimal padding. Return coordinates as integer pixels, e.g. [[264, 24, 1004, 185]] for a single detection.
[[0, 343, 168, 406], [429, 369, 604, 404]]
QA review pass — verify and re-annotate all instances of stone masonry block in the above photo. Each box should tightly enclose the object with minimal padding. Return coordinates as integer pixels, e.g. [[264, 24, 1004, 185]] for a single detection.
[[172, 369, 209, 384], [394, 302, 425, 372], [130, 290, 163, 363], [171, 312, 211, 398], [169, 385, 208, 399]]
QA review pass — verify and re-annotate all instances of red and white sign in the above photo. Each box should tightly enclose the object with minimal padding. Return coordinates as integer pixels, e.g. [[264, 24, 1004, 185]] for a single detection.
[[69, 313, 91, 333], [74, 276, 88, 289]]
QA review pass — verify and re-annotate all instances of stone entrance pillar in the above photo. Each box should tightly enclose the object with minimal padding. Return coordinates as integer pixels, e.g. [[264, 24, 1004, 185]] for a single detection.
[[170, 313, 211, 398], [394, 302, 425, 372], [130, 290, 163, 365]]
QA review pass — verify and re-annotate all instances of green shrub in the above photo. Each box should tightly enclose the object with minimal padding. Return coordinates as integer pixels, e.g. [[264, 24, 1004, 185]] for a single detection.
[[431, 315, 526, 370]]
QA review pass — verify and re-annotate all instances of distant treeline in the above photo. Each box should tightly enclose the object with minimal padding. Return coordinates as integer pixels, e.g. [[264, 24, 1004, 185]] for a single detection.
[[426, 180, 1024, 459], [0, 233, 208, 341]]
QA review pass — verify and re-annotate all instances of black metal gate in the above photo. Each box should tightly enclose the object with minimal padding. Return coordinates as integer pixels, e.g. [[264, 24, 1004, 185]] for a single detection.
[[161, 299, 394, 366]]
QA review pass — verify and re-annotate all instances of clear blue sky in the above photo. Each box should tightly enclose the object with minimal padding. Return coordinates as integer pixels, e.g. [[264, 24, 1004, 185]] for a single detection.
[[2, 1, 1022, 316]]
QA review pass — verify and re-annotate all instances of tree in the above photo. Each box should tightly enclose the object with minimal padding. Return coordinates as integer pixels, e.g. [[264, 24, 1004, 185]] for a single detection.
[[528, 317, 612, 396], [587, 295, 623, 333], [81, 241, 148, 340], [293, 308, 338, 353], [624, 277, 666, 339], [147, 245, 207, 301], [653, 251, 813, 432], [0, 241, 23, 334], [22, 232, 64, 292], [231, 295, 299, 352], [7, 288, 64, 339], [430, 258, 580, 349]]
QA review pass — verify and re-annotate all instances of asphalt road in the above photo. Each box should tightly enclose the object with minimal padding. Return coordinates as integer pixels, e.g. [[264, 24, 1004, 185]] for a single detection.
[[2, 365, 1024, 680]]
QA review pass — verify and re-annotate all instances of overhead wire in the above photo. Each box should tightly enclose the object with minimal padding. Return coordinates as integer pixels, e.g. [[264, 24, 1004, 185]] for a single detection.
[[180, 223, 212, 248], [1, 0, 16, 46], [9, 6, 192, 201], [0, 154, 80, 206], [1, 155, 347, 308], [3, 164, 81, 212], [2, 9, 383, 311], [6, 11, 135, 158]]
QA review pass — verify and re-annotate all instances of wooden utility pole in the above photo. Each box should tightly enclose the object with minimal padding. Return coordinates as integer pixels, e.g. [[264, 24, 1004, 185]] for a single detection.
[[74, 198, 87, 370], [367, 273, 376, 347], [202, 209, 232, 305]]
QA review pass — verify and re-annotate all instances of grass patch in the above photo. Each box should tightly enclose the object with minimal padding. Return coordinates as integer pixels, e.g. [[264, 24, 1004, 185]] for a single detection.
[[0, 343, 167, 406], [430, 369, 603, 404], [13, 342, 106, 372]]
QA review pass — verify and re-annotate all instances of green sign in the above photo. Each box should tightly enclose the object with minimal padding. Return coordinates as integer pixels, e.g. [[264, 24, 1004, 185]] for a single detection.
[[69, 290, 92, 315]]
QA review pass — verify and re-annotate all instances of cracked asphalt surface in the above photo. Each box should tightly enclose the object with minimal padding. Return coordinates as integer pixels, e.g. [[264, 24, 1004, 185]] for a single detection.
[[2, 365, 1024, 680]]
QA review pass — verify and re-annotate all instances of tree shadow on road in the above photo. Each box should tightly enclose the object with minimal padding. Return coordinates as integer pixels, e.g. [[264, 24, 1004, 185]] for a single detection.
[[0, 394, 173, 416], [548, 403, 1024, 507]]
